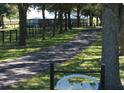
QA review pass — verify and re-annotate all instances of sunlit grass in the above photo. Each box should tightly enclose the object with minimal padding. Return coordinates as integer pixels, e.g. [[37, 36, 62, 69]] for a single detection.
[[9, 72, 50, 90], [119, 56, 124, 84], [6, 30, 124, 89], [0, 28, 80, 62], [0, 48, 40, 62], [55, 32, 102, 72], [9, 31, 102, 89]]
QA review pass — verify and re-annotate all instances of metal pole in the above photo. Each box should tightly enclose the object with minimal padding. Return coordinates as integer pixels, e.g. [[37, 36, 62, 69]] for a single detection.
[[10, 30, 12, 43], [2, 31, 4, 45], [50, 63, 54, 90], [15, 30, 18, 43], [99, 64, 105, 90]]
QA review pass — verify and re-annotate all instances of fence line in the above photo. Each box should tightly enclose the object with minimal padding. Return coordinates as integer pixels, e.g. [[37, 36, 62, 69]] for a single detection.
[[0, 22, 95, 47]]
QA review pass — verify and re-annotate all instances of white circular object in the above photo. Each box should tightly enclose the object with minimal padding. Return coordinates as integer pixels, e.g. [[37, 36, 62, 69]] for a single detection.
[[56, 74, 98, 90]]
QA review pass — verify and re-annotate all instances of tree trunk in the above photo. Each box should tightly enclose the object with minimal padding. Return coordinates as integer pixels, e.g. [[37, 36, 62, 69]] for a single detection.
[[42, 4, 46, 40], [0, 15, 2, 27], [89, 13, 93, 27], [18, 4, 27, 46], [77, 5, 81, 27], [64, 12, 68, 32], [0, 15, 4, 29], [9, 17, 12, 25], [99, 15, 102, 26], [1, 15, 4, 28], [119, 6, 124, 55], [58, 9, 63, 34], [68, 10, 72, 30], [96, 16, 99, 26], [52, 11, 57, 37], [102, 4, 122, 89], [86, 16, 89, 27]]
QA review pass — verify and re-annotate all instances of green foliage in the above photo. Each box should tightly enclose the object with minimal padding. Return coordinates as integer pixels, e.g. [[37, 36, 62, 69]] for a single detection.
[[6, 4, 18, 18], [81, 4, 102, 17], [0, 4, 18, 18], [0, 4, 9, 15]]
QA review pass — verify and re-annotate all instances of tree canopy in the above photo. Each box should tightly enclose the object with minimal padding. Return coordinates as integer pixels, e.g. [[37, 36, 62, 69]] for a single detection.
[[0, 4, 18, 18]]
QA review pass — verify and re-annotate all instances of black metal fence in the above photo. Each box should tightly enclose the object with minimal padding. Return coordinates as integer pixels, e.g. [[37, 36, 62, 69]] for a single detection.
[[26, 23, 55, 39], [0, 23, 54, 47], [0, 30, 18, 46], [0, 19, 97, 47], [50, 63, 105, 90]]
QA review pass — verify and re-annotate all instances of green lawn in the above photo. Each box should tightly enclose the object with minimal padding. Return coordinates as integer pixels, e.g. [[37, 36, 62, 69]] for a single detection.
[[0, 27, 100, 62], [0, 28, 82, 62], [8, 31, 101, 89], [8, 30, 124, 89]]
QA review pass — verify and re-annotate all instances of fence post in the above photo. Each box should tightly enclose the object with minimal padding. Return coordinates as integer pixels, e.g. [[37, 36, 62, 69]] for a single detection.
[[28, 24, 31, 37], [99, 64, 105, 90], [31, 27, 33, 37], [50, 63, 54, 90], [34, 25, 36, 37], [2, 31, 4, 45], [10, 30, 12, 43], [33, 24, 35, 37], [15, 30, 18, 43]]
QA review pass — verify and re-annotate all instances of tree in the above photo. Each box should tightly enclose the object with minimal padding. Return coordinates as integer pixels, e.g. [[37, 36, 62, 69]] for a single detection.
[[64, 12, 68, 32], [46, 4, 59, 37], [52, 10, 57, 37], [58, 4, 63, 34], [119, 6, 124, 55], [47, 4, 73, 34], [6, 4, 18, 20], [72, 4, 83, 27], [18, 3, 29, 46], [67, 9, 72, 30], [62, 4, 72, 32], [33, 4, 49, 40], [0, 4, 18, 28], [41, 4, 46, 40], [0, 4, 8, 28], [61, 4, 73, 31], [81, 4, 94, 27], [102, 4, 123, 89], [63, 4, 73, 30], [93, 4, 102, 26], [0, 14, 4, 28], [81, 4, 102, 27]]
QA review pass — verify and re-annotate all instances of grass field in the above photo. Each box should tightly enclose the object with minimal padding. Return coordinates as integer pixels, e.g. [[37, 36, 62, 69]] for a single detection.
[[0, 27, 100, 62], [8, 31, 100, 89], [0, 28, 82, 62], [8, 31, 124, 90]]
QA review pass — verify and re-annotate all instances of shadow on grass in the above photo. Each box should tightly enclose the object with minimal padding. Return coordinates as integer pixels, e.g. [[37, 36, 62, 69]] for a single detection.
[[8, 31, 102, 89], [8, 72, 50, 90], [0, 29, 80, 62], [8, 30, 124, 89]]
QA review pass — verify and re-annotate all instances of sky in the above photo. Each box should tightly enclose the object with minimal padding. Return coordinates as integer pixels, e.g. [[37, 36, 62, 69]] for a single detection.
[[27, 8, 54, 19], [27, 8, 86, 19], [27, 8, 78, 19]]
